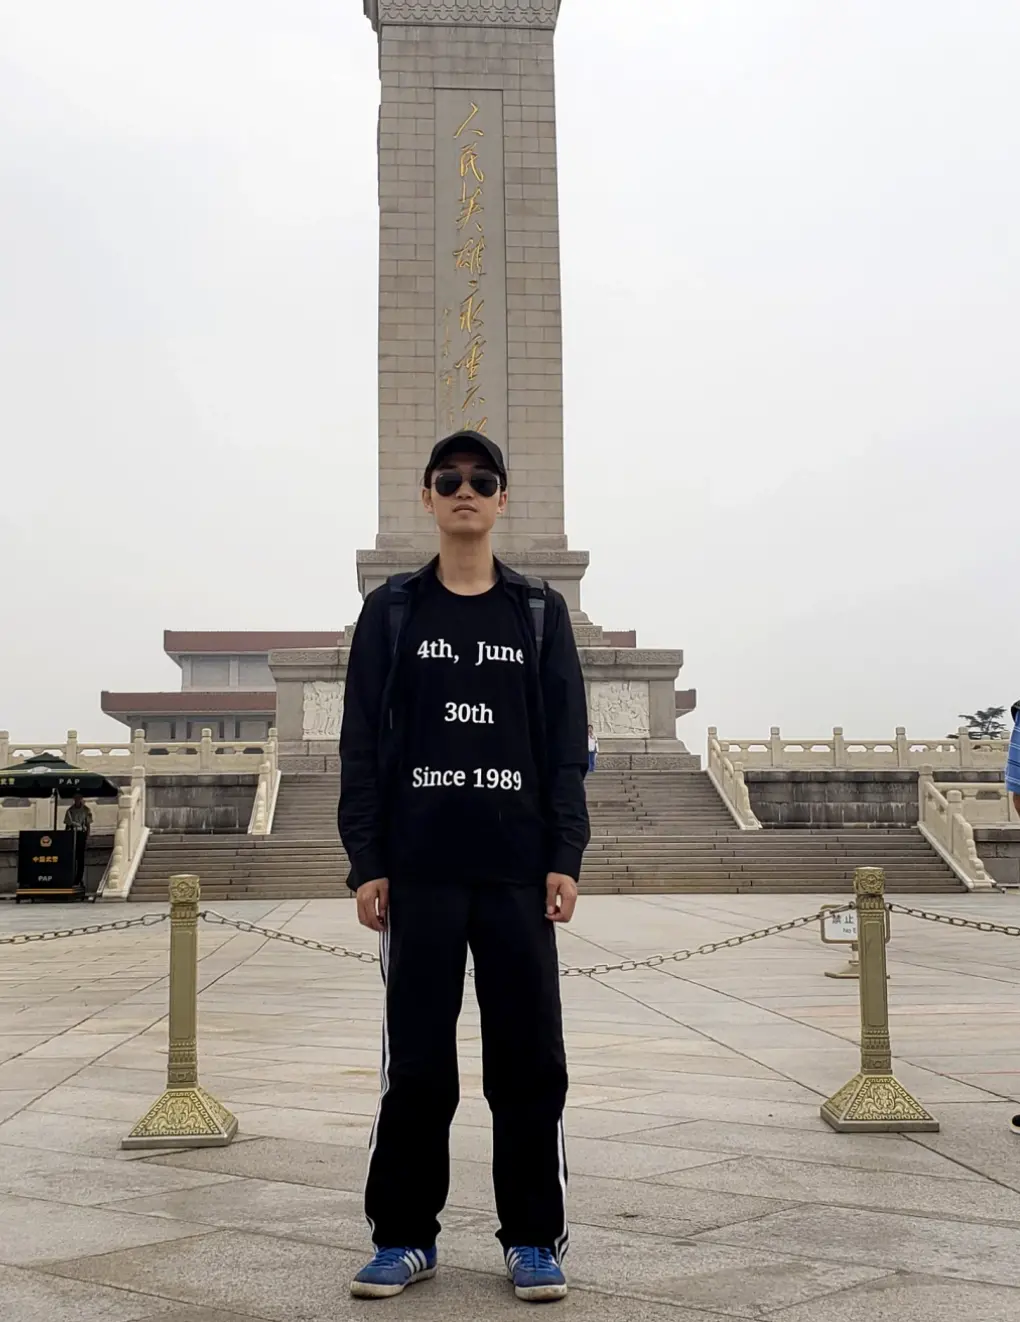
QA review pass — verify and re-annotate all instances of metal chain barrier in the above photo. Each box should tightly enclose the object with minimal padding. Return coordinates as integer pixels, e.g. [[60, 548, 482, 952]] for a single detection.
[[10, 901, 1018, 970], [194, 906, 850, 978], [201, 910, 382, 963], [0, 912, 168, 946], [558, 908, 845, 977], [886, 903, 1020, 938]]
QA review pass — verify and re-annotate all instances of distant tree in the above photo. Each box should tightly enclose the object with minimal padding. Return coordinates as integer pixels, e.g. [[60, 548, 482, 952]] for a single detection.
[[953, 707, 1008, 741]]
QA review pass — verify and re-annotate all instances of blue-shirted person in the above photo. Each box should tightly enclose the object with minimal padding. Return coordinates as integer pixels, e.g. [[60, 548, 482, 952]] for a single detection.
[[1006, 701, 1020, 816], [1006, 703, 1020, 1137]]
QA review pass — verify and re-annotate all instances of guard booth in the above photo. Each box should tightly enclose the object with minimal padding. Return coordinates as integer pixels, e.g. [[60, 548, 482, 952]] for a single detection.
[[16, 830, 80, 901], [0, 753, 120, 903]]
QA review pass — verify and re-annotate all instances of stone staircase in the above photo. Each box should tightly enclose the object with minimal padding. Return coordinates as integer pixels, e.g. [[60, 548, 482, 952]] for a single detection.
[[128, 775, 348, 902], [581, 772, 963, 894], [271, 773, 341, 838], [127, 770, 964, 901]]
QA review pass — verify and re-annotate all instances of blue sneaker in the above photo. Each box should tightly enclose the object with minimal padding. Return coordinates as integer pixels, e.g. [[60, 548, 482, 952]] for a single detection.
[[506, 1247, 568, 1302], [350, 1246, 437, 1299]]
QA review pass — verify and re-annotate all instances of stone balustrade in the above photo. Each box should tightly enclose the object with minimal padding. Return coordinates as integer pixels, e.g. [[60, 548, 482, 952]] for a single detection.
[[706, 733, 761, 830], [936, 781, 1020, 827], [710, 726, 1009, 772], [917, 767, 995, 891], [248, 736, 281, 836], [0, 728, 278, 776], [102, 768, 149, 900]]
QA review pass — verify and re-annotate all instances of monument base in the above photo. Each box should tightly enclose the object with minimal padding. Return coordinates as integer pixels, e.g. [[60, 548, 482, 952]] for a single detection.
[[272, 544, 697, 770], [270, 640, 698, 771], [357, 547, 592, 621]]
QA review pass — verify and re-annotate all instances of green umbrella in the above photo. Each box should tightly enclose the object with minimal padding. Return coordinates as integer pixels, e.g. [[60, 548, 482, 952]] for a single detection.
[[0, 754, 120, 829]]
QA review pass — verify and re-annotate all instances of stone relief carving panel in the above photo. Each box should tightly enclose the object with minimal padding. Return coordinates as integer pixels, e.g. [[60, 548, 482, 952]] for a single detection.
[[302, 681, 345, 740], [366, 0, 559, 28], [590, 681, 651, 739]]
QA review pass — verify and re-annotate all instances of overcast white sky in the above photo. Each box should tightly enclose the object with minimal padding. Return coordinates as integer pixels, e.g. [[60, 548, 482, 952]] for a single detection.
[[1, 0, 1017, 751]]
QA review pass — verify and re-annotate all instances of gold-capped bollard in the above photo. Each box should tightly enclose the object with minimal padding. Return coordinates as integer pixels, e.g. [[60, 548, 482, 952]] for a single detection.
[[122, 875, 238, 1149], [821, 867, 938, 1133]]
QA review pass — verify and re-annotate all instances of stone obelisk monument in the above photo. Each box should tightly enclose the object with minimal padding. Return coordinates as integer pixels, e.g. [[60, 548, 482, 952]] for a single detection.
[[356, 0, 588, 615], [270, 0, 696, 768]]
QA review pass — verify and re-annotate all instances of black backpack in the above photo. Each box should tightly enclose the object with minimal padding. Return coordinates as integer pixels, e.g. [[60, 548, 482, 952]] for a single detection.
[[385, 572, 547, 659]]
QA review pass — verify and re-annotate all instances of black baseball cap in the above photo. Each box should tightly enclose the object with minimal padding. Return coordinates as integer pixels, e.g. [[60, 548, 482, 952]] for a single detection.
[[424, 430, 507, 488]]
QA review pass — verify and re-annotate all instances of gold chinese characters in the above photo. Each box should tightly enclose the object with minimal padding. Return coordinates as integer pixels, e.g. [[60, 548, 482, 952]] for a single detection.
[[438, 101, 490, 434]]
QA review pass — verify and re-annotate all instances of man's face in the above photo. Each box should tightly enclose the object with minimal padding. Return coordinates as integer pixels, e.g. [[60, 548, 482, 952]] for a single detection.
[[422, 452, 506, 537]]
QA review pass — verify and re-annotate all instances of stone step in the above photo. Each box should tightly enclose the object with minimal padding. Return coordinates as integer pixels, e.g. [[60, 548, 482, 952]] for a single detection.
[[126, 768, 964, 899]]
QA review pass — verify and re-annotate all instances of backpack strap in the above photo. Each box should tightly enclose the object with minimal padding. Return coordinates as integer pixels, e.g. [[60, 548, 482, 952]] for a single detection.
[[385, 573, 415, 660], [523, 575, 547, 655]]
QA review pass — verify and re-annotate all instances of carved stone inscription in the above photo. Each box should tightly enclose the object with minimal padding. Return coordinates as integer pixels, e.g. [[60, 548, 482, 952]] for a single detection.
[[435, 89, 509, 461], [303, 681, 345, 740], [590, 681, 651, 739]]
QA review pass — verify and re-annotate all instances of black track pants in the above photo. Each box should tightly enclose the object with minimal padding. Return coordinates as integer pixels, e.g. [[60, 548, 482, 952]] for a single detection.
[[365, 880, 569, 1256]]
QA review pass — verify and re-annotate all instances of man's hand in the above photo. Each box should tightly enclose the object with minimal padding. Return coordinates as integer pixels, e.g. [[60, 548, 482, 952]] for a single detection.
[[356, 878, 390, 932], [546, 872, 578, 923]]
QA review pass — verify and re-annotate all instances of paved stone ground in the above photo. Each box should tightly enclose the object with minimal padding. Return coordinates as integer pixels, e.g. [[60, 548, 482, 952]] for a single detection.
[[2, 891, 1020, 1320]]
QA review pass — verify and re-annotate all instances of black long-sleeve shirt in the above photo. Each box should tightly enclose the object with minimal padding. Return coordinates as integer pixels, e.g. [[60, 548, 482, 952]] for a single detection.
[[339, 558, 590, 889]]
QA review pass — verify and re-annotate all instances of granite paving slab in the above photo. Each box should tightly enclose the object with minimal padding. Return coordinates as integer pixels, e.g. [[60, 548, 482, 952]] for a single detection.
[[432, 1220, 889, 1317], [655, 1154, 1020, 1222], [42, 1229, 726, 1321], [0, 1111, 164, 1160], [618, 1119, 969, 1175], [0, 1143, 237, 1207], [0, 1088, 41, 1122], [768, 1271, 1020, 1321], [0, 1263, 191, 1322], [589, 1092, 826, 1128], [0, 1191, 215, 1266], [103, 1178, 372, 1249], [698, 1204, 1020, 1287], [30, 1084, 169, 1124], [0, 1058, 98, 1090], [906, 1100, 1020, 1191]]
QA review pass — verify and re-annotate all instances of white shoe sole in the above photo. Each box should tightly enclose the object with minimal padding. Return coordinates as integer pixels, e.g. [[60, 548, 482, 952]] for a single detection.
[[514, 1282, 569, 1303], [350, 1267, 436, 1299]]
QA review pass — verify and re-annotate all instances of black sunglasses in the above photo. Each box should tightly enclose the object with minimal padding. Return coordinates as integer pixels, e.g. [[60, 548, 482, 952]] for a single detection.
[[432, 470, 501, 498]]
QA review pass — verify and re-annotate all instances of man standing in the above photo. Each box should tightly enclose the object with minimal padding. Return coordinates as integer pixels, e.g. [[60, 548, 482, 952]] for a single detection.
[[64, 795, 92, 891], [339, 430, 590, 1303], [1007, 700, 1020, 818]]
